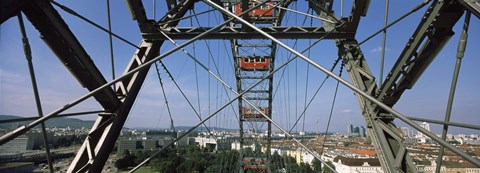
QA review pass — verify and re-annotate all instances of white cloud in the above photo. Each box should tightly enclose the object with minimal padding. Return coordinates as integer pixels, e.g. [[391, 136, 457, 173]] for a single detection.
[[0, 69, 26, 83], [370, 46, 390, 53], [341, 109, 353, 113]]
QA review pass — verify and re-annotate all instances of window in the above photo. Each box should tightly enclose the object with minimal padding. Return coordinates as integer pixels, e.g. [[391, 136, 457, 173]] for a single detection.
[[260, 4, 269, 9], [259, 57, 266, 63]]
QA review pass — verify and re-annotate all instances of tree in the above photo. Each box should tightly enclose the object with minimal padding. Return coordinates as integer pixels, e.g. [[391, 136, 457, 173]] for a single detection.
[[299, 162, 313, 173], [204, 164, 222, 173], [311, 159, 322, 173], [114, 158, 129, 170], [323, 161, 336, 173], [134, 150, 151, 165], [269, 151, 284, 172], [176, 159, 194, 173], [114, 152, 137, 170], [284, 156, 299, 173], [157, 161, 176, 173]]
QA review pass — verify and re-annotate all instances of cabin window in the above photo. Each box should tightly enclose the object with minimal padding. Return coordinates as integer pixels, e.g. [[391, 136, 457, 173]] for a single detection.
[[260, 4, 269, 9], [259, 57, 266, 63]]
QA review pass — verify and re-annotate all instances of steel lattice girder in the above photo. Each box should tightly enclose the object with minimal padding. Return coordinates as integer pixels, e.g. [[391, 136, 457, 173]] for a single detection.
[[337, 39, 417, 172], [376, 0, 464, 106], [0, 0, 27, 24], [143, 26, 354, 40], [457, 0, 480, 19], [68, 0, 196, 171], [21, 0, 121, 111], [315, 0, 415, 172], [333, 0, 466, 172], [226, 1, 291, 171]]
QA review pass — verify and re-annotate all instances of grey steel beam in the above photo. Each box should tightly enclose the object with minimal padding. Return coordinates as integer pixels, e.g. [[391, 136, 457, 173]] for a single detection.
[[126, 0, 156, 33], [315, 0, 473, 172], [313, 0, 416, 172], [0, 111, 104, 124], [0, 0, 26, 24], [241, 90, 270, 93], [307, 0, 340, 29], [404, 116, 480, 130], [238, 44, 272, 47], [239, 76, 272, 79], [337, 40, 416, 173], [376, 0, 464, 106], [144, 26, 354, 40], [332, 0, 371, 32], [157, 0, 196, 29], [68, 0, 196, 171], [243, 97, 270, 100], [309, 0, 370, 32], [21, 0, 121, 111], [271, 0, 295, 25], [166, 0, 178, 11], [457, 0, 480, 18], [68, 41, 162, 172]]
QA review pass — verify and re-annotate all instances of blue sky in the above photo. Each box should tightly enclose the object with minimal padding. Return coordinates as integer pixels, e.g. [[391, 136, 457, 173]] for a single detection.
[[1, 0, 479, 135]]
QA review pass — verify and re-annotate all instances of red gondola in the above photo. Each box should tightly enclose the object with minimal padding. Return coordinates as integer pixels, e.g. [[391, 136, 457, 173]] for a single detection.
[[242, 107, 268, 119], [240, 56, 270, 71], [235, 2, 274, 17]]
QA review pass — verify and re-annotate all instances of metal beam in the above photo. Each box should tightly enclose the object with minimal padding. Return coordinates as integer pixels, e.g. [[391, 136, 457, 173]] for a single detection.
[[405, 116, 480, 130], [457, 0, 480, 18], [68, 0, 196, 171], [18, 13, 54, 173], [436, 12, 470, 171], [337, 40, 416, 173], [144, 26, 355, 40], [0, 111, 104, 124], [376, 0, 464, 106], [332, 1, 465, 172], [0, 0, 26, 24], [313, 0, 415, 172], [338, 0, 371, 32], [70, 41, 162, 172], [219, 0, 287, 170], [126, 0, 156, 33], [21, 0, 121, 111]]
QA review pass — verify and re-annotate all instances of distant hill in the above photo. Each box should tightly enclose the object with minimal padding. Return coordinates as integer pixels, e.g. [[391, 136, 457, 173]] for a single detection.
[[0, 115, 95, 130]]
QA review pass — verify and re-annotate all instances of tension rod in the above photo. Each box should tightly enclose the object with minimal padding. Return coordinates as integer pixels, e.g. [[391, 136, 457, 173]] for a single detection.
[[17, 13, 54, 173], [435, 12, 470, 173]]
